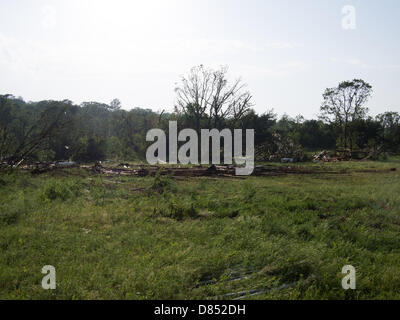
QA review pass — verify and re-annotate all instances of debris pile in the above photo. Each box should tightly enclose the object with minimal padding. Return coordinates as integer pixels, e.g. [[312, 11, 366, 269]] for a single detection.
[[6, 160, 397, 178], [256, 133, 306, 162], [313, 148, 387, 162], [313, 150, 331, 162]]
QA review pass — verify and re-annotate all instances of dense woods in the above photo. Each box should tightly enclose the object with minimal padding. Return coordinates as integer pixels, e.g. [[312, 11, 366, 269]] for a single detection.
[[1, 69, 399, 166]]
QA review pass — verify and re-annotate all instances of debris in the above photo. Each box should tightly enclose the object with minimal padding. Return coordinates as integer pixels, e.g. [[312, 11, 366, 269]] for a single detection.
[[313, 150, 328, 162], [92, 161, 103, 174], [206, 164, 217, 174], [56, 161, 76, 168], [14, 161, 395, 178], [281, 158, 295, 163], [255, 133, 306, 162], [313, 148, 388, 162]]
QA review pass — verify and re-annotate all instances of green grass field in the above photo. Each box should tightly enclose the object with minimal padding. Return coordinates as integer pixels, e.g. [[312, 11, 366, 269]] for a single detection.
[[1, 158, 399, 300]]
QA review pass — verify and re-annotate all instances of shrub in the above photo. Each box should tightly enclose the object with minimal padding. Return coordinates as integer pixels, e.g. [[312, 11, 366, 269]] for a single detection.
[[0, 207, 20, 225], [150, 171, 174, 193], [40, 179, 82, 202], [0, 198, 29, 226], [153, 198, 198, 221]]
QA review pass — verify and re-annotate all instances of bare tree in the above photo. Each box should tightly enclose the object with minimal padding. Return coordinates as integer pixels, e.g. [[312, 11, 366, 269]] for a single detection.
[[175, 65, 253, 131]]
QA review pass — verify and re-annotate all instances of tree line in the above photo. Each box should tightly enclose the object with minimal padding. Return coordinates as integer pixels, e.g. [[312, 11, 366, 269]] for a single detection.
[[1, 66, 399, 166]]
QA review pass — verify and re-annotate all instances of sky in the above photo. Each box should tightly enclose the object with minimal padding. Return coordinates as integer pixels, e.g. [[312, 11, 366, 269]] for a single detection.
[[0, 0, 399, 119]]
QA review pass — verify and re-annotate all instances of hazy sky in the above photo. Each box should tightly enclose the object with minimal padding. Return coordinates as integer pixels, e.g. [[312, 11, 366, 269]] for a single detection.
[[0, 0, 399, 118]]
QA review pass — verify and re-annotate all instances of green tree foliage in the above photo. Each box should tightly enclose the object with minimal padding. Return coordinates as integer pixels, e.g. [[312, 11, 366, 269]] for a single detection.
[[0, 96, 160, 165], [320, 79, 373, 151], [1, 74, 399, 165], [298, 120, 336, 150], [376, 112, 400, 152]]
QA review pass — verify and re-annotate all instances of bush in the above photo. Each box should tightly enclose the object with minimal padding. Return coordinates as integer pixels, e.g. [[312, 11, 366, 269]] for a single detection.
[[153, 198, 198, 221], [40, 179, 82, 202], [206, 199, 240, 219], [0, 198, 30, 226], [0, 208, 20, 225], [150, 171, 174, 193]]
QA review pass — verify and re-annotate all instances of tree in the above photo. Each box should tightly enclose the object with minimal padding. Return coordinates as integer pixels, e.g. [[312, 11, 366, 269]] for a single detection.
[[6, 101, 71, 166], [109, 99, 122, 111], [175, 65, 253, 132], [376, 111, 400, 152], [350, 117, 382, 151], [298, 120, 336, 150], [74, 136, 107, 162], [0, 95, 15, 161], [320, 79, 372, 150]]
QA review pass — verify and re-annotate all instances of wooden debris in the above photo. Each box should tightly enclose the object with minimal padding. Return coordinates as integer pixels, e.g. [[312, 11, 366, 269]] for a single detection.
[[12, 161, 397, 178]]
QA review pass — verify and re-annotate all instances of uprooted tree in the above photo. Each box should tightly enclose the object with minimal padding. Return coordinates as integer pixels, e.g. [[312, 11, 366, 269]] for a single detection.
[[0, 95, 71, 167], [255, 132, 306, 162]]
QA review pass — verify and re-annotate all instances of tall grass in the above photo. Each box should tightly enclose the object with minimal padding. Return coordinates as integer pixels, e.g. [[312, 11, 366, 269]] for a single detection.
[[0, 159, 399, 299]]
